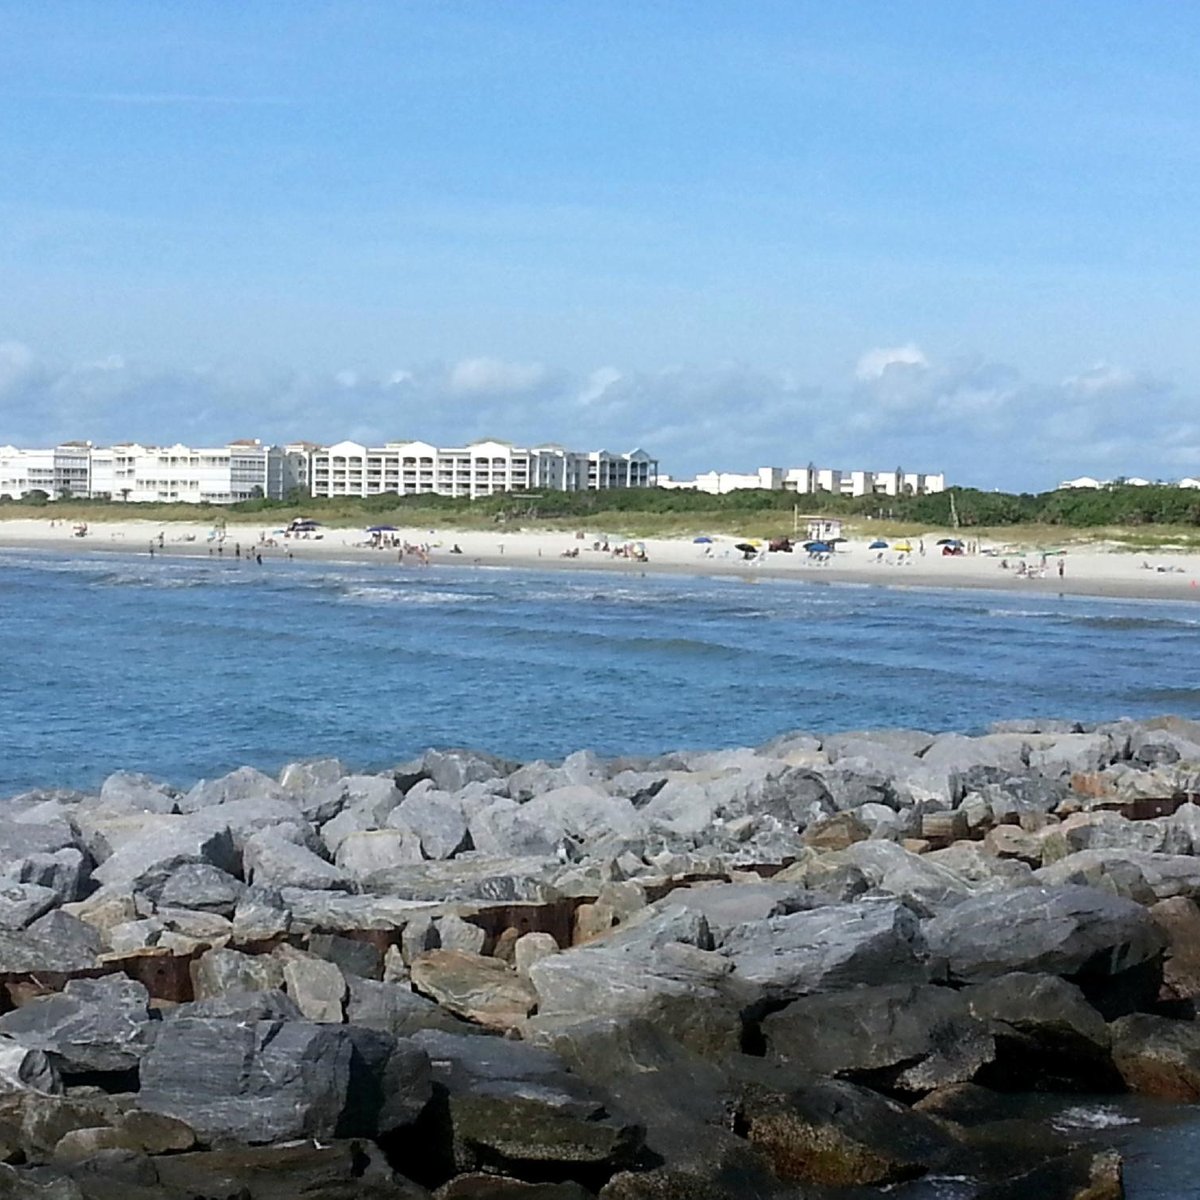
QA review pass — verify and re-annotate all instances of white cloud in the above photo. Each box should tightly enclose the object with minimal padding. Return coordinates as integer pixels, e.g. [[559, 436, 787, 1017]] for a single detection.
[[0, 340, 1196, 492], [448, 357, 548, 396], [854, 343, 928, 381], [1062, 362, 1163, 399], [0, 340, 36, 395], [576, 366, 623, 407]]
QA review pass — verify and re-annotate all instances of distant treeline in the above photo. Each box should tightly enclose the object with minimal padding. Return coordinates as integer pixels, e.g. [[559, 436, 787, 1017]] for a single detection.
[[7, 484, 1200, 528]]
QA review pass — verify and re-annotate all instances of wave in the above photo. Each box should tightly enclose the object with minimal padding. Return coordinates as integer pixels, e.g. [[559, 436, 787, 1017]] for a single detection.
[[1051, 1104, 1139, 1131], [338, 584, 486, 607]]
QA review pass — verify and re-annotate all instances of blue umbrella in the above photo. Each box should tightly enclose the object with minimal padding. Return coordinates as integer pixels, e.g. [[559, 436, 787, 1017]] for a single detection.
[[869, 539, 889, 550], [692, 535, 714, 544], [804, 541, 832, 554], [367, 525, 399, 533]]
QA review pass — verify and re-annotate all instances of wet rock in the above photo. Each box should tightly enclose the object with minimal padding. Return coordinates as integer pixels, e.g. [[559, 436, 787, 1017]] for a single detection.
[[738, 1076, 958, 1187], [0, 975, 152, 1077], [963, 972, 1118, 1091], [447, 1093, 641, 1182], [437, 1176, 592, 1199], [1110, 1013, 1200, 1100], [974, 1148, 1124, 1200], [762, 982, 994, 1094], [411, 950, 537, 1031], [1150, 896, 1200, 1001], [152, 1138, 427, 1200]]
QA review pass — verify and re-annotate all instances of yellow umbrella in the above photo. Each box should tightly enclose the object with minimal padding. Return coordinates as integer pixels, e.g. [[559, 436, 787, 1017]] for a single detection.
[[893, 541, 913, 553]]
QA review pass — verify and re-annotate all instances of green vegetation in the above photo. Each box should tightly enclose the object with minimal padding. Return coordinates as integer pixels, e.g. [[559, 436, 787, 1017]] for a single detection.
[[5, 483, 1200, 546]]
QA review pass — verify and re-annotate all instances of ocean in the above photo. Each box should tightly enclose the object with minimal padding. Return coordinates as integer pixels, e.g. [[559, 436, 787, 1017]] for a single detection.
[[4, 546, 1200, 795], [4, 544, 1200, 1193]]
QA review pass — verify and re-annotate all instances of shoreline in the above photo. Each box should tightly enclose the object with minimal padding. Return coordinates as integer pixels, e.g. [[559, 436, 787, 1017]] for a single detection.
[[4, 516, 1200, 603]]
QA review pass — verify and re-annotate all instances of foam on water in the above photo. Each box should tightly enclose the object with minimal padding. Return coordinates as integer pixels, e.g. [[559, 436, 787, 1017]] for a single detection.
[[1052, 1104, 1141, 1131]]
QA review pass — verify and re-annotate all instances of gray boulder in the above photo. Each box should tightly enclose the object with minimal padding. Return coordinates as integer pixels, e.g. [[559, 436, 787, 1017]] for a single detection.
[[0, 911, 102, 974], [190, 946, 285, 999], [762, 982, 994, 1094], [527, 938, 744, 1059], [334, 830, 423, 879], [142, 862, 244, 917], [177, 766, 286, 814], [0, 884, 59, 931], [923, 884, 1166, 986], [388, 788, 469, 860], [962, 972, 1118, 1091], [419, 749, 516, 793], [718, 898, 930, 1004], [91, 821, 237, 891], [97, 771, 178, 814], [467, 799, 565, 859], [244, 831, 354, 893], [137, 1017, 355, 1144], [0, 1037, 60, 1095], [0, 975, 152, 1076], [1110, 1013, 1200, 1101], [345, 976, 474, 1038]]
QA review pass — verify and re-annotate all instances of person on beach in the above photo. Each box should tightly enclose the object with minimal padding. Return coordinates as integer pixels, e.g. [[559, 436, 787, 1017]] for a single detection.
[[1058, 557, 1065, 578]]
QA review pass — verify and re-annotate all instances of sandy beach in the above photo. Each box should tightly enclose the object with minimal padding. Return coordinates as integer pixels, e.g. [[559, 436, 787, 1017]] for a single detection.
[[2, 516, 1200, 603]]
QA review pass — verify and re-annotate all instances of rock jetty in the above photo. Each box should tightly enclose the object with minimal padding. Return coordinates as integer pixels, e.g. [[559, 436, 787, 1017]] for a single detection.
[[5, 718, 1200, 1196]]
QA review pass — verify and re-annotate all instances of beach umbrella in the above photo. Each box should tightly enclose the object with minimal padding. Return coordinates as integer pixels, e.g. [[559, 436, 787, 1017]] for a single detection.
[[869, 539, 889, 550], [803, 541, 832, 554], [827, 536, 848, 544], [893, 541, 913, 553], [367, 525, 399, 533], [936, 537, 963, 547], [734, 542, 757, 557], [693, 535, 714, 544]]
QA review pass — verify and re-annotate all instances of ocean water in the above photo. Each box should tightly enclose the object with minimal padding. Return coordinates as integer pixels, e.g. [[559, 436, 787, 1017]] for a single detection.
[[3, 546, 1200, 795], [4, 547, 1200, 1194]]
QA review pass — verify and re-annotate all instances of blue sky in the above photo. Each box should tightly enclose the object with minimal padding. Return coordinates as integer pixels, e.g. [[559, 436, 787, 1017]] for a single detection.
[[2, 2, 1198, 491]]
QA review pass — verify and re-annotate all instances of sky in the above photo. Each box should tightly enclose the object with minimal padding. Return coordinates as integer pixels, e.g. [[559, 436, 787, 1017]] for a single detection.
[[2, 2, 1199, 492]]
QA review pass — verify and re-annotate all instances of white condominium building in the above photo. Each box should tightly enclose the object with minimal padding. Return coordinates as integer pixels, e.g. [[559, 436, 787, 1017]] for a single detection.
[[88, 440, 296, 504], [308, 440, 656, 499], [659, 464, 945, 497], [0, 439, 656, 503]]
